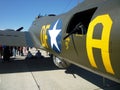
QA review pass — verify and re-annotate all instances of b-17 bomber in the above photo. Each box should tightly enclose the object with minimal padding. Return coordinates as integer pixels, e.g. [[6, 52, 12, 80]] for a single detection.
[[0, 0, 120, 83]]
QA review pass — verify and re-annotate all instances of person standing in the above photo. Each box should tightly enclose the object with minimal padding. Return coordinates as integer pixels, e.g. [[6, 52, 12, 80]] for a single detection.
[[3, 46, 11, 62], [0, 45, 3, 58]]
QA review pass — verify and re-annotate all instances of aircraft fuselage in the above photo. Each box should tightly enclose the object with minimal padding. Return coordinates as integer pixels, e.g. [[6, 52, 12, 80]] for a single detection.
[[29, 0, 120, 83]]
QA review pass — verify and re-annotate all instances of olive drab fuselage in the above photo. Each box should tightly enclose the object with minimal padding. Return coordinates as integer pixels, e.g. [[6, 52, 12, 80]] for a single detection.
[[29, 0, 120, 83]]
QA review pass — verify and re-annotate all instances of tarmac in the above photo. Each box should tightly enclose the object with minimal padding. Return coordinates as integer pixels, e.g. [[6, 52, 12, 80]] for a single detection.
[[0, 51, 120, 90]]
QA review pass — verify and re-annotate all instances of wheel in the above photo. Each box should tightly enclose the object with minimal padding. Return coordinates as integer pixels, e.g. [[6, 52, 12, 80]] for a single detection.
[[53, 56, 71, 68]]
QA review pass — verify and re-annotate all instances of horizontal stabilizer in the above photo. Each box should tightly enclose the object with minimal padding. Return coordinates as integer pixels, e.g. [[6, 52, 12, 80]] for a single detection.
[[0, 30, 34, 47]]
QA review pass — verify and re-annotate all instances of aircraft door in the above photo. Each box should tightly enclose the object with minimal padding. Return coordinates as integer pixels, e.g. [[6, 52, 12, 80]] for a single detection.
[[63, 22, 89, 66], [71, 23, 88, 65]]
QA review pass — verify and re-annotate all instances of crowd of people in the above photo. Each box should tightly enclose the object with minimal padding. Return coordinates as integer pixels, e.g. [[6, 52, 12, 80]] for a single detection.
[[0, 45, 47, 63], [0, 46, 30, 62]]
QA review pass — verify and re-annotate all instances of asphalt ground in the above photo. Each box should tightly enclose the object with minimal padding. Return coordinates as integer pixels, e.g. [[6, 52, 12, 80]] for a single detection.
[[0, 56, 120, 90]]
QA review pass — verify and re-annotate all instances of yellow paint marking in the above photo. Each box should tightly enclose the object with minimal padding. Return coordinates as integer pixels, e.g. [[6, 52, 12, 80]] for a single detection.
[[86, 14, 114, 74], [40, 24, 50, 48], [65, 37, 70, 50]]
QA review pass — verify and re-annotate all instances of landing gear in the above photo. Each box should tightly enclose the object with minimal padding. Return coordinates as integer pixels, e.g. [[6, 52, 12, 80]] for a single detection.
[[53, 56, 71, 68]]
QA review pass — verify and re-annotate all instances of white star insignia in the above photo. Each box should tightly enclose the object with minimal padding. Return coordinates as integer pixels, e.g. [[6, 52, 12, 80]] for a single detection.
[[48, 20, 61, 52]]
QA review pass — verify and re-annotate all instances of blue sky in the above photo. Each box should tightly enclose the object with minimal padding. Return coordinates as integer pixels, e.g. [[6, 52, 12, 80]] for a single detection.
[[0, 0, 83, 31]]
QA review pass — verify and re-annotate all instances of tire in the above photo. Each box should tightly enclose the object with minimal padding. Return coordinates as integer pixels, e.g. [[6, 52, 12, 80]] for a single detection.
[[53, 56, 71, 68]]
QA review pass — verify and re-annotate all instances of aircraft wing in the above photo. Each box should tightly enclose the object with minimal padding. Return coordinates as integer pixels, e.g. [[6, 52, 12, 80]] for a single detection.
[[0, 30, 34, 47]]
